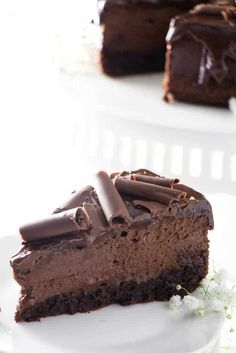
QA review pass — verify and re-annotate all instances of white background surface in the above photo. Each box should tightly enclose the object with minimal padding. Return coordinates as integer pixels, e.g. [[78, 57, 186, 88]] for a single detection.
[[0, 1, 236, 352]]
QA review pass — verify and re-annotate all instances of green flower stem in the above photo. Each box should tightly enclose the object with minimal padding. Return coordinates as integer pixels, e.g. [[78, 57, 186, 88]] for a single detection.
[[201, 285, 211, 300]]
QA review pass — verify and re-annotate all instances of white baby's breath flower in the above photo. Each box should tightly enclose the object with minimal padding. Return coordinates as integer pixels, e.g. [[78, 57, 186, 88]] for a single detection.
[[200, 278, 212, 288], [183, 295, 204, 311], [209, 298, 225, 313], [223, 288, 236, 307], [210, 285, 225, 301], [169, 295, 182, 311], [200, 278, 217, 293], [195, 308, 206, 317], [213, 269, 228, 285], [211, 286, 236, 306], [193, 287, 205, 298], [168, 269, 235, 331], [176, 284, 182, 291]]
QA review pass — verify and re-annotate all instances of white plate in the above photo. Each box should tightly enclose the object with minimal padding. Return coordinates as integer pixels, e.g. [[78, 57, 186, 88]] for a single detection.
[[0, 236, 224, 353]]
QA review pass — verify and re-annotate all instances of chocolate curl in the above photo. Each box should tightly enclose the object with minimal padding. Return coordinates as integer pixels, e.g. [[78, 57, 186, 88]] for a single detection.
[[95, 171, 132, 225], [131, 168, 160, 177], [133, 199, 165, 216], [130, 174, 179, 188], [114, 178, 186, 206], [83, 203, 108, 237], [110, 169, 160, 180], [191, 4, 236, 17], [173, 183, 204, 200], [53, 186, 93, 214], [20, 207, 91, 242]]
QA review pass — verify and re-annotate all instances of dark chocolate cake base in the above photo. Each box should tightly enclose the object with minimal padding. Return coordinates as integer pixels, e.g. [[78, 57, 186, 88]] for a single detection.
[[101, 49, 165, 76], [15, 247, 208, 322]]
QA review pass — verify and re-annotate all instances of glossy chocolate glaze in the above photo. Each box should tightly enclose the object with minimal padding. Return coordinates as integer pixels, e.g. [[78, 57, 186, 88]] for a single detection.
[[166, 4, 236, 86]]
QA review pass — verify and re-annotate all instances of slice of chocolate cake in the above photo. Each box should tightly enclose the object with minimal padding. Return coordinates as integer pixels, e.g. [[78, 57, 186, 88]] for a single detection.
[[99, 0, 205, 76], [10, 169, 213, 322], [164, 3, 236, 106]]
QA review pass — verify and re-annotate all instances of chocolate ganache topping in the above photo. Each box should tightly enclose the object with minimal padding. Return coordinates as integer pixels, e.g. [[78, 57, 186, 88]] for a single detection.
[[166, 3, 236, 85], [18, 169, 214, 245]]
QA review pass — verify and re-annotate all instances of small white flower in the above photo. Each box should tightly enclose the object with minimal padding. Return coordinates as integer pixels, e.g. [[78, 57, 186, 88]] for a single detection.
[[213, 269, 228, 285], [209, 299, 225, 313], [195, 308, 206, 317], [211, 286, 236, 306], [223, 288, 236, 307], [210, 285, 225, 301], [193, 287, 205, 298], [168, 269, 235, 330], [183, 295, 204, 311], [169, 295, 182, 311], [200, 278, 217, 293], [176, 284, 182, 291], [200, 278, 212, 288]]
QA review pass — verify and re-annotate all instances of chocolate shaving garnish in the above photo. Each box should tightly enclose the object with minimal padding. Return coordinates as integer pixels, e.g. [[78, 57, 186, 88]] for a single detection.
[[130, 169, 160, 177], [20, 207, 91, 242], [130, 174, 179, 188], [83, 203, 108, 237], [110, 169, 160, 180], [110, 171, 122, 179], [191, 3, 236, 18], [173, 183, 205, 200], [114, 178, 186, 206], [133, 199, 166, 216], [53, 186, 93, 214], [95, 171, 132, 225]]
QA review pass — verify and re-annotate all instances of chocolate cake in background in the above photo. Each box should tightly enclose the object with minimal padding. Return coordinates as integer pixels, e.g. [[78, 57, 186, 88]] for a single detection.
[[10, 169, 213, 322], [164, 3, 236, 106], [98, 0, 236, 107], [98, 0, 206, 76]]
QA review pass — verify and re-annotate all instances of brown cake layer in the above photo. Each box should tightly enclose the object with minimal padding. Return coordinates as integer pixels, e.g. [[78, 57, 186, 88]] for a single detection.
[[99, 0, 205, 76], [164, 4, 236, 106], [16, 246, 208, 322], [10, 169, 213, 322]]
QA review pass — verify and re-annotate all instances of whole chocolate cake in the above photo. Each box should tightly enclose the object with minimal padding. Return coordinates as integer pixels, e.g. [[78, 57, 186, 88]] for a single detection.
[[99, 0, 206, 76], [164, 3, 236, 106], [10, 169, 213, 322]]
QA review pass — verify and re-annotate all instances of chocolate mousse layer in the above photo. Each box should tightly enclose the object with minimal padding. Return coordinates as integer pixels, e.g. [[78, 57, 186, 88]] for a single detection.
[[99, 0, 206, 76], [10, 169, 213, 322]]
